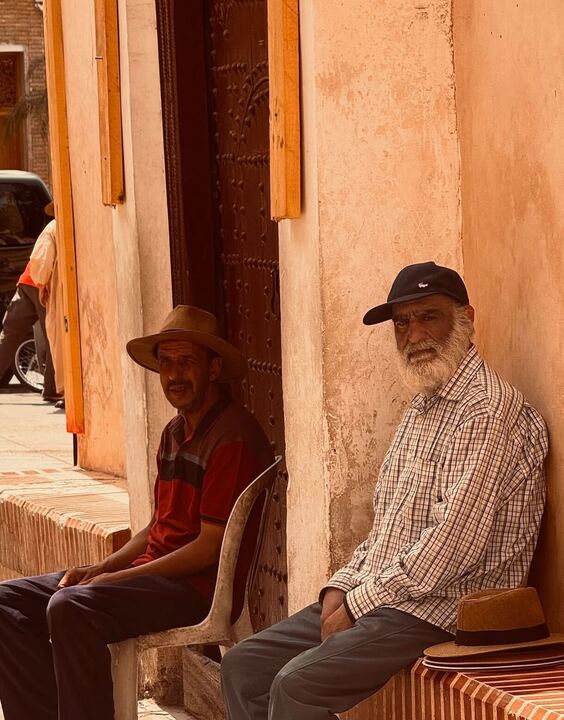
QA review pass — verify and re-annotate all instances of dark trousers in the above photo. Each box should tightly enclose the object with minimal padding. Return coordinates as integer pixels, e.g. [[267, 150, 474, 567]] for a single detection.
[[0, 571, 209, 720], [221, 603, 453, 720], [0, 284, 56, 397]]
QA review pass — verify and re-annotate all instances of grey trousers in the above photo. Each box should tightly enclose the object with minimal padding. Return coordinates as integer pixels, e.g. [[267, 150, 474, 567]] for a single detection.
[[221, 603, 453, 720], [0, 284, 56, 397]]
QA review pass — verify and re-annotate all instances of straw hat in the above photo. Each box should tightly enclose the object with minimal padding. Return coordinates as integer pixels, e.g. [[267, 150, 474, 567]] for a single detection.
[[425, 587, 564, 659], [126, 305, 248, 382]]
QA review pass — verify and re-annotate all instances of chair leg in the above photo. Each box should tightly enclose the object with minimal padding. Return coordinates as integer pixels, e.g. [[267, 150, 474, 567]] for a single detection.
[[231, 604, 253, 644], [110, 639, 138, 720], [219, 641, 234, 657]]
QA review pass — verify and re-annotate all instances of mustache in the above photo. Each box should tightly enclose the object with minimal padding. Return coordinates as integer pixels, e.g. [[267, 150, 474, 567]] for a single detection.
[[402, 339, 441, 362], [167, 381, 193, 392], [396, 308, 474, 396]]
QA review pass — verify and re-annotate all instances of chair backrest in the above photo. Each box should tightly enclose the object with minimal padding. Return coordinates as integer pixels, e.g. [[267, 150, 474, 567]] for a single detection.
[[205, 455, 282, 632]]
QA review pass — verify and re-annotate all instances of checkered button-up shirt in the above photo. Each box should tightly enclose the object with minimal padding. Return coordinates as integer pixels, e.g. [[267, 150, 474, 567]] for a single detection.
[[324, 346, 548, 632]]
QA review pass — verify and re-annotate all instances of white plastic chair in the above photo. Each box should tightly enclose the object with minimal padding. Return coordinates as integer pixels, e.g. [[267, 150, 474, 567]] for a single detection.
[[110, 455, 283, 720]]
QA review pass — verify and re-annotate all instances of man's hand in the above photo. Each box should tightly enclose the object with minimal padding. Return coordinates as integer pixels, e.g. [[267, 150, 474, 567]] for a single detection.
[[58, 564, 106, 588], [320, 604, 354, 641], [321, 587, 345, 624], [79, 570, 130, 586]]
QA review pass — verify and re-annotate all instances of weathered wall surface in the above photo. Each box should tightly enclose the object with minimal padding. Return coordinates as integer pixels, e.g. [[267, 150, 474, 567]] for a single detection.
[[59, 0, 172, 512], [61, 0, 126, 476], [113, 0, 172, 529], [282, 0, 462, 612], [454, 1, 564, 630]]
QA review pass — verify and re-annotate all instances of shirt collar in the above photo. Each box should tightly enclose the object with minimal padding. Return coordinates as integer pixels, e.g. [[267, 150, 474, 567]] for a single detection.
[[410, 345, 482, 413], [165, 395, 232, 453], [182, 394, 232, 443]]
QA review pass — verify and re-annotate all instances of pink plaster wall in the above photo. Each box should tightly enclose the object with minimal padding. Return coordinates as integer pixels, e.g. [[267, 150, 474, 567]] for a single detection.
[[282, 0, 463, 611], [454, 1, 564, 629], [315, 0, 463, 572]]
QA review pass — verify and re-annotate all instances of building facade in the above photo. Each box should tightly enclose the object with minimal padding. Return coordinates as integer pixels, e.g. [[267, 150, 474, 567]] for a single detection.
[[22, 0, 564, 716]]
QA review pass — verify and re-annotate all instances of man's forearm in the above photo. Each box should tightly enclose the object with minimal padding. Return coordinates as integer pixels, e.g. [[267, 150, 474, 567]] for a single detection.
[[81, 522, 225, 587], [99, 523, 152, 572], [114, 532, 220, 580]]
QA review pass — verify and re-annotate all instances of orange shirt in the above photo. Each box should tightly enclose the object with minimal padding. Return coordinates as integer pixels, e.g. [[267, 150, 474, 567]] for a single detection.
[[18, 261, 37, 288]]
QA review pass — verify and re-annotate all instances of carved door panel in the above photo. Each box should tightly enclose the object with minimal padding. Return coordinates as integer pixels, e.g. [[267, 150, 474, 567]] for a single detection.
[[204, 0, 288, 631], [156, 0, 288, 631]]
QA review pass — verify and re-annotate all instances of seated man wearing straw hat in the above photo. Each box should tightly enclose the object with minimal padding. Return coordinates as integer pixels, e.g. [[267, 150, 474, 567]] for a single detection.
[[0, 306, 274, 720], [221, 262, 549, 720]]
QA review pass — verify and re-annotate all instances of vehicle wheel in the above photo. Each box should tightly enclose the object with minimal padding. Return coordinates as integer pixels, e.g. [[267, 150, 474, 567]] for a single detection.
[[14, 338, 44, 392]]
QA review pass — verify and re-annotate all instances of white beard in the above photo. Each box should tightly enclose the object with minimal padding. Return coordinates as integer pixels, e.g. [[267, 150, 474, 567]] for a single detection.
[[396, 310, 474, 397]]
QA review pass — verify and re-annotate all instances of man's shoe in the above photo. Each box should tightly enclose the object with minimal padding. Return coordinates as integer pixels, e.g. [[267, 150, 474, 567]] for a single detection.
[[42, 394, 63, 403], [54, 399, 65, 410]]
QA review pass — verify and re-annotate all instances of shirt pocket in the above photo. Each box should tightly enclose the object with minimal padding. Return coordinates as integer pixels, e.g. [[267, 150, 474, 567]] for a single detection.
[[397, 457, 444, 542]]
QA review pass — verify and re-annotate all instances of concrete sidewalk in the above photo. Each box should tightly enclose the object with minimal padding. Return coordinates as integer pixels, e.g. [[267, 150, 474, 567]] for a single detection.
[[0, 385, 72, 471]]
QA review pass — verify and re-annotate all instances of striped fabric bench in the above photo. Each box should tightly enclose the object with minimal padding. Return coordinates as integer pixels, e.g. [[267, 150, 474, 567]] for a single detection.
[[344, 659, 564, 720]]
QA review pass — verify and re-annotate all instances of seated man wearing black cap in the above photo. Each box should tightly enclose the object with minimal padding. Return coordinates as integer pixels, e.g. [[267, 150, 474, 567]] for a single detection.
[[221, 262, 548, 720], [0, 306, 274, 720]]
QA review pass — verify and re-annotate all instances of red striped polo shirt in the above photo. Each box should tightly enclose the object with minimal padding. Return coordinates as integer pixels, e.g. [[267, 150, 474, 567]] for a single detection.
[[132, 396, 274, 606]]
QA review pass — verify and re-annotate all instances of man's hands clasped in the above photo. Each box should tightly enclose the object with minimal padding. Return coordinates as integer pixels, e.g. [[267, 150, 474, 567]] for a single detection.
[[320, 587, 354, 641], [57, 563, 123, 589]]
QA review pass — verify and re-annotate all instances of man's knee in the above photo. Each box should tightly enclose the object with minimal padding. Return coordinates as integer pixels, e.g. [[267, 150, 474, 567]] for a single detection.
[[46, 587, 83, 635], [269, 662, 309, 706]]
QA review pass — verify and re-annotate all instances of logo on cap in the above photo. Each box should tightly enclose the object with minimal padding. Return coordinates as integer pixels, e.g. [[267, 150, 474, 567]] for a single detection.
[[418, 282, 429, 288]]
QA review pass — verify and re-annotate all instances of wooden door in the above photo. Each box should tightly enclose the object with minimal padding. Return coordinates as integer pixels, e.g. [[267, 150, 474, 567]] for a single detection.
[[0, 53, 24, 169], [156, 0, 288, 631], [204, 0, 288, 631]]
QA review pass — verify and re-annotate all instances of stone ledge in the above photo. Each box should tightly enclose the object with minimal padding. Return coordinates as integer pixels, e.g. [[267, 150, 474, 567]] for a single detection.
[[0, 467, 131, 578]]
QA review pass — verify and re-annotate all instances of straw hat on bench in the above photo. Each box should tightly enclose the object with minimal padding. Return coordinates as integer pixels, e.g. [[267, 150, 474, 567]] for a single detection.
[[425, 587, 564, 661]]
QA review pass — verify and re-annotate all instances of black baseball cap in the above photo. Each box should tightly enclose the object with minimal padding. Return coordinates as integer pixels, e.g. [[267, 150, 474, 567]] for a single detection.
[[363, 261, 470, 325]]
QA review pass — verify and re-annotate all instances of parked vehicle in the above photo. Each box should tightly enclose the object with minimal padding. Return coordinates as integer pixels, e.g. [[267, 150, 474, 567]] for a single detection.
[[0, 170, 52, 316], [0, 170, 52, 386]]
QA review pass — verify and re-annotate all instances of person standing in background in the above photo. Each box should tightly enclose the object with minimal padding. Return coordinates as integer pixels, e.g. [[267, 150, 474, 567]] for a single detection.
[[29, 201, 64, 407], [0, 202, 59, 402]]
